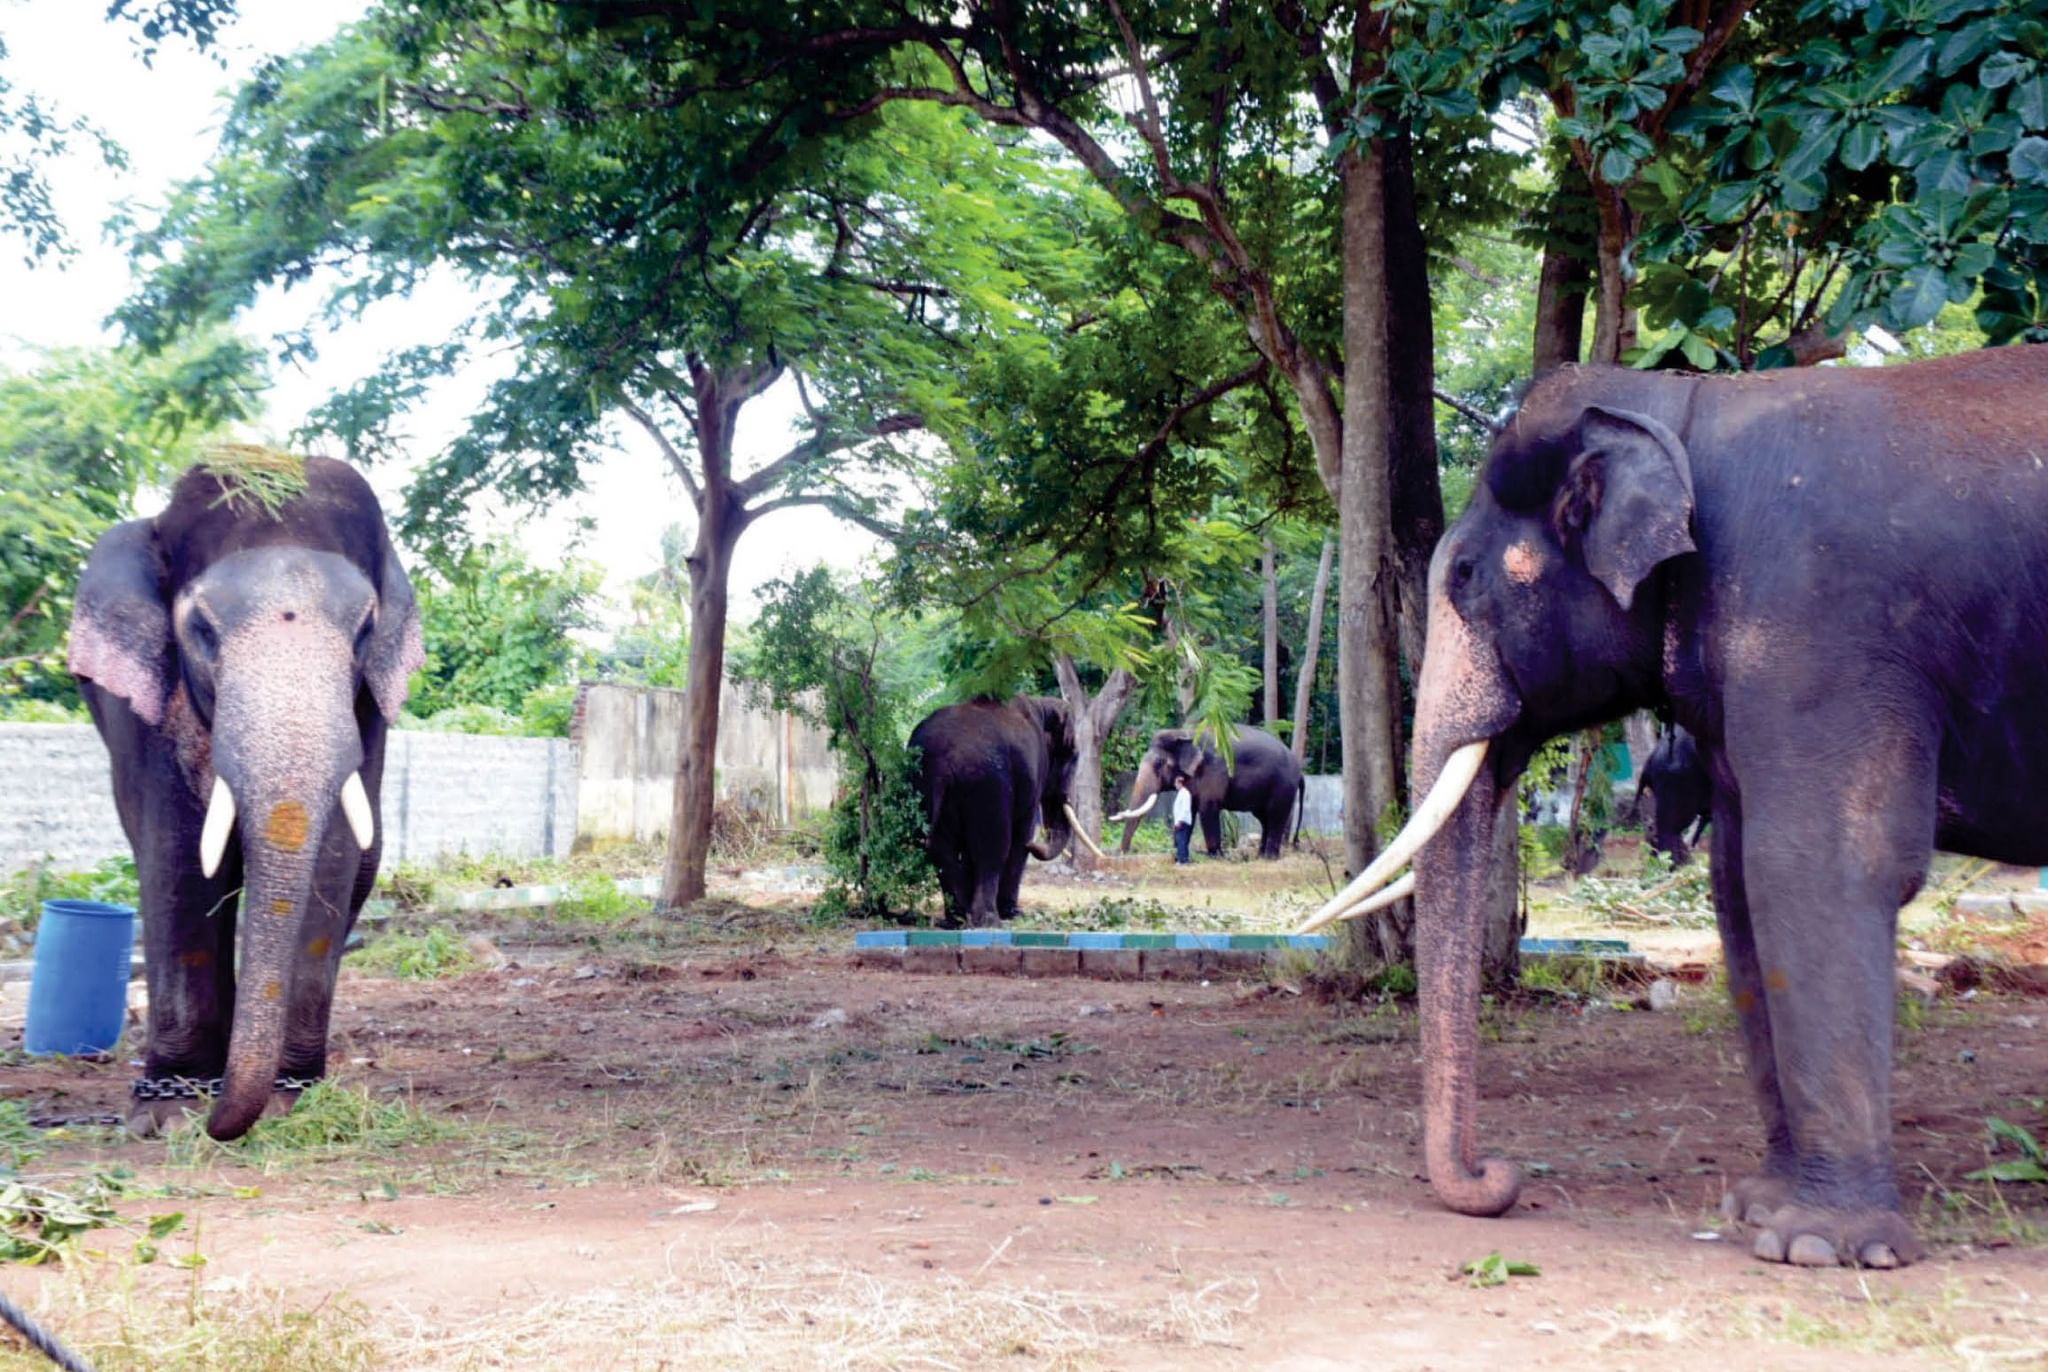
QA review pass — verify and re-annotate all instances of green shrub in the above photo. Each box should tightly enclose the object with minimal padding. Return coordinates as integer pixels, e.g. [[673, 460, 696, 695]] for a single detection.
[[519, 682, 577, 737], [0, 855, 140, 945], [347, 925, 477, 979], [0, 699, 86, 723], [408, 703, 525, 735]]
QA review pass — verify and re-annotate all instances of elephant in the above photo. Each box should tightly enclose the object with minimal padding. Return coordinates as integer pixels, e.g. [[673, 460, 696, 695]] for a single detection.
[[1301, 346, 2048, 1268], [1637, 725, 1710, 864], [1111, 725, 1303, 859], [67, 456, 422, 1140], [910, 696, 1084, 926]]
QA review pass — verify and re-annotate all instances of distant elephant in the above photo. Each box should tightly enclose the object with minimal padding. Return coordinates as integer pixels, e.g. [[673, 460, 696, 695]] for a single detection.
[[910, 696, 1081, 926], [1112, 726, 1302, 859], [1306, 346, 2048, 1269], [68, 456, 422, 1140], [1638, 725, 1709, 864]]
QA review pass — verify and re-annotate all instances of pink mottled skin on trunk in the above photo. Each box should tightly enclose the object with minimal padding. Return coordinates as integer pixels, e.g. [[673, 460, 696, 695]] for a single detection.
[[196, 558, 366, 1141]]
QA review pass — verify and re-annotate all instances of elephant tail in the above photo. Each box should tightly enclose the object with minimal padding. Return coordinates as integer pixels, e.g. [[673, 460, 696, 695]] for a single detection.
[[1291, 775, 1306, 848]]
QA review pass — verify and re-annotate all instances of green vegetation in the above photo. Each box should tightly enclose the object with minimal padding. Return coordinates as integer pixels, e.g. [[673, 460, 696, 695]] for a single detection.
[[0, 855, 139, 954], [406, 543, 602, 728], [345, 925, 476, 980], [165, 1082, 452, 1172]]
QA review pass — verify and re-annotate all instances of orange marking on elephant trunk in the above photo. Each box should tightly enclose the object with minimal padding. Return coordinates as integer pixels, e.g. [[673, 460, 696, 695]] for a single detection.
[[269, 898, 293, 917], [1764, 968, 1789, 993], [261, 979, 283, 1002], [264, 801, 310, 852], [306, 936, 332, 958]]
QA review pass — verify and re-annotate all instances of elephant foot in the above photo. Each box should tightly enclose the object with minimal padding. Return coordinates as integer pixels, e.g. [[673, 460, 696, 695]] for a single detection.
[[1741, 1199, 1922, 1269], [126, 1097, 201, 1139], [1719, 1172, 1796, 1226]]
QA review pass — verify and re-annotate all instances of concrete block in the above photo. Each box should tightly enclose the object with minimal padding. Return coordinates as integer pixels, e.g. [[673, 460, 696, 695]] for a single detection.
[[904, 946, 961, 975], [853, 948, 905, 972], [1079, 949, 1143, 981], [1198, 949, 1268, 978], [1141, 949, 1202, 980], [962, 946, 1025, 975], [1019, 948, 1081, 978]]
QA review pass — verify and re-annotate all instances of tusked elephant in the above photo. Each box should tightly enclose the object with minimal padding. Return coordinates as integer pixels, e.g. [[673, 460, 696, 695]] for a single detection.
[[910, 696, 1091, 926], [68, 456, 422, 1140], [1638, 725, 1710, 864], [1111, 726, 1303, 859], [1300, 346, 2048, 1269]]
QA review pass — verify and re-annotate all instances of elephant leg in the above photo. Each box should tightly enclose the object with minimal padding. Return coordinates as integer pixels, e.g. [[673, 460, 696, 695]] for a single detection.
[[967, 861, 1001, 928], [1707, 790, 1796, 1225], [1119, 816, 1139, 854], [997, 844, 1028, 922], [930, 840, 967, 928], [126, 824, 242, 1136], [1730, 730, 1932, 1268], [1257, 804, 1285, 859], [1200, 806, 1223, 856]]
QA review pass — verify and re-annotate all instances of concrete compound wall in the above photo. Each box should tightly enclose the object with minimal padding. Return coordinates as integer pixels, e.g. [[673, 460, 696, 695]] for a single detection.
[[570, 681, 835, 850]]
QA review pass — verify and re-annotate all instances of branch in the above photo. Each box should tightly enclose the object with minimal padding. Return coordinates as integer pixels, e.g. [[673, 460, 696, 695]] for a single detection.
[[620, 399, 704, 506], [1642, 1, 1757, 145], [1433, 388, 1502, 434], [735, 411, 923, 501], [743, 491, 900, 540]]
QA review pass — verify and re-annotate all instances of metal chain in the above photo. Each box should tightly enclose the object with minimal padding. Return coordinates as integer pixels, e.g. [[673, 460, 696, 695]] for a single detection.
[[129, 1074, 321, 1102], [0, 1286, 100, 1372]]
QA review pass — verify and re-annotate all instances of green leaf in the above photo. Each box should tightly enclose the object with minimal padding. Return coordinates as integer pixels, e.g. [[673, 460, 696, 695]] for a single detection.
[[2013, 135, 2048, 185], [1891, 263, 1954, 328], [1678, 331, 1720, 370], [1982, 50, 2032, 90], [146, 1211, 186, 1239], [1841, 121, 1884, 171]]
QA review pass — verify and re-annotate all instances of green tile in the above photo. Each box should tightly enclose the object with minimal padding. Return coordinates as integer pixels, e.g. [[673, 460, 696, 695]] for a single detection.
[[1010, 931, 1069, 947], [906, 930, 959, 947]]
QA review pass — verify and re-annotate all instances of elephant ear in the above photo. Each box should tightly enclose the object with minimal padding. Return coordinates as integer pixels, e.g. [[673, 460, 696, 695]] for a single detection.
[[366, 538, 425, 722], [68, 519, 172, 726], [1553, 405, 1697, 610]]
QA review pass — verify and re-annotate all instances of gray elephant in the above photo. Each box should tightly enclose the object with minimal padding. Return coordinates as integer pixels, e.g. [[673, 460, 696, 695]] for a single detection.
[[910, 696, 1086, 926], [1111, 726, 1302, 859], [1304, 346, 2048, 1269], [68, 456, 422, 1140], [1638, 725, 1709, 864]]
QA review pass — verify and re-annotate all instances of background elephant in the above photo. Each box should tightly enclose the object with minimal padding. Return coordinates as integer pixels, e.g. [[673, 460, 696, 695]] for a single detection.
[[1638, 725, 1709, 864], [68, 456, 422, 1140], [1307, 346, 2048, 1269], [1113, 726, 1302, 859], [910, 696, 1079, 926]]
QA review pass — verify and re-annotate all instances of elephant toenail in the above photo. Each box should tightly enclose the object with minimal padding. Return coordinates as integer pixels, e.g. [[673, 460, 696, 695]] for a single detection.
[[1857, 1243, 1900, 1269], [1788, 1235, 1839, 1266], [1752, 1230, 1787, 1262]]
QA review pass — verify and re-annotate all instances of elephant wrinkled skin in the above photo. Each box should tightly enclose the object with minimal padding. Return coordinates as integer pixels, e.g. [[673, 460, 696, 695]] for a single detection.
[[68, 458, 422, 1140], [1387, 347, 2048, 1269]]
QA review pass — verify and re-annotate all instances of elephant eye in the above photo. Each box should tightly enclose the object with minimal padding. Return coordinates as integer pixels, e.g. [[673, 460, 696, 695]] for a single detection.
[[1450, 557, 1477, 590], [188, 613, 220, 660], [352, 610, 376, 658]]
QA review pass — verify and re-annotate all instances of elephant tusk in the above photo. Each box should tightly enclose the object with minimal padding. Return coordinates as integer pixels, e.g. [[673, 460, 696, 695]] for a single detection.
[[1310, 871, 1416, 931], [1106, 792, 1158, 823], [1064, 805, 1109, 860], [1296, 741, 1488, 934], [339, 771, 374, 851], [199, 776, 237, 879]]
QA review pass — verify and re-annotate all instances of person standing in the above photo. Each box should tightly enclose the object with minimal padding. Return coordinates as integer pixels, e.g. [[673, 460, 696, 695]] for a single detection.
[[1171, 775, 1195, 864]]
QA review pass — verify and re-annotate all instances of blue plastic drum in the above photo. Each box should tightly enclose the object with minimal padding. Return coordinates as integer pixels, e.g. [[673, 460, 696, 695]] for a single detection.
[[25, 899, 137, 1056]]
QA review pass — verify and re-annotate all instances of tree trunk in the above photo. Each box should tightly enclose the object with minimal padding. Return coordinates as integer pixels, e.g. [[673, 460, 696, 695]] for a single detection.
[[1053, 656, 1134, 875], [1382, 126, 1444, 685], [661, 492, 738, 908], [1261, 539, 1279, 728], [1334, 139, 1405, 972], [1291, 533, 1334, 765], [1533, 242, 1587, 372], [1589, 186, 1638, 365]]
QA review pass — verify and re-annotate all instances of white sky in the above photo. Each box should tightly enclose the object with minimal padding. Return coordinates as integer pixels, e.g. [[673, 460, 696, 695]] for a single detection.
[[0, 0, 879, 618]]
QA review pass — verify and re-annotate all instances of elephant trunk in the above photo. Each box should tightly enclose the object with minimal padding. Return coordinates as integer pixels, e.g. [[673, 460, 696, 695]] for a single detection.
[[204, 629, 362, 1142], [1408, 563, 1525, 1217], [1027, 801, 1073, 862], [1412, 746, 1522, 1216]]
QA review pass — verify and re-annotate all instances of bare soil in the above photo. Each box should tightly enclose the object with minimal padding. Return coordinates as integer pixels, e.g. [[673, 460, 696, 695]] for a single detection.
[[6, 901, 2048, 1370]]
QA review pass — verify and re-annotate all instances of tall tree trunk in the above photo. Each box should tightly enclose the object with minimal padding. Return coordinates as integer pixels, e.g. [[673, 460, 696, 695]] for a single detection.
[[1335, 138, 1405, 971], [1589, 186, 1638, 364], [1053, 656, 1134, 875], [1291, 533, 1334, 765], [1533, 241, 1587, 372], [1261, 539, 1279, 727], [1383, 126, 1443, 685], [661, 489, 739, 908]]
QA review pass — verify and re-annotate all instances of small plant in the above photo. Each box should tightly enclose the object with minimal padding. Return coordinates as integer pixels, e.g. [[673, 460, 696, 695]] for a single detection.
[[347, 925, 477, 980], [549, 873, 649, 923], [0, 855, 140, 953], [1968, 1117, 2048, 1184], [1460, 1252, 1540, 1288]]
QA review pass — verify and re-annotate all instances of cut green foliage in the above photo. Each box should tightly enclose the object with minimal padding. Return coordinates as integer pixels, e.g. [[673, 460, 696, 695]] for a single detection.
[[166, 1082, 451, 1169], [196, 442, 306, 519], [1968, 1118, 2048, 1185], [1461, 1252, 1540, 1288], [0, 1101, 140, 1267], [346, 925, 476, 980], [1571, 856, 1715, 929]]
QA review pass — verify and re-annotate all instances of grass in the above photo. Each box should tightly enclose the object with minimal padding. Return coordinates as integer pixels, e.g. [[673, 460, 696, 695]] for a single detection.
[[0, 1272, 382, 1372], [343, 924, 477, 980], [163, 1083, 454, 1175], [196, 444, 309, 521]]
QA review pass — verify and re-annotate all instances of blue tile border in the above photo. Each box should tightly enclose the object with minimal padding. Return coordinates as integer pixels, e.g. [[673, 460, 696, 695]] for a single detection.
[[857, 929, 1643, 959]]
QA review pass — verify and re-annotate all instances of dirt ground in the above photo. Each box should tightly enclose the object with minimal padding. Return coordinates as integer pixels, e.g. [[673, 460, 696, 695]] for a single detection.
[[4, 855, 2048, 1369]]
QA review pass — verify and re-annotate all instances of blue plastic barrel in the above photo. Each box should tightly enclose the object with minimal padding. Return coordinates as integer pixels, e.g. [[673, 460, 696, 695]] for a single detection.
[[25, 899, 137, 1056]]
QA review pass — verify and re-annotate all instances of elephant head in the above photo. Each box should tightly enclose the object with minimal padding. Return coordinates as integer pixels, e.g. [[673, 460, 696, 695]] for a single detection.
[[68, 458, 422, 1140], [1111, 730, 1213, 826], [1019, 696, 1080, 861], [1301, 388, 1689, 1216]]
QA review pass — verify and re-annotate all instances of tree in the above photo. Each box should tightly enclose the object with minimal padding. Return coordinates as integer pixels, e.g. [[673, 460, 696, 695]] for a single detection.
[[121, 6, 1067, 908], [0, 335, 261, 700], [407, 543, 602, 720]]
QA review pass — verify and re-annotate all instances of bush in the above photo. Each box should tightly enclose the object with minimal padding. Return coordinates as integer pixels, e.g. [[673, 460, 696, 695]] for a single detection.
[[408, 703, 524, 735], [0, 855, 140, 949], [520, 682, 577, 737], [0, 699, 86, 723], [816, 744, 933, 921]]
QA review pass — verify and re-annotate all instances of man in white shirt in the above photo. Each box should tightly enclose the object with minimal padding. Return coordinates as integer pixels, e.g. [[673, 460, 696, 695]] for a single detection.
[[1171, 775, 1195, 864]]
